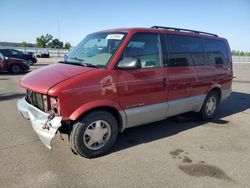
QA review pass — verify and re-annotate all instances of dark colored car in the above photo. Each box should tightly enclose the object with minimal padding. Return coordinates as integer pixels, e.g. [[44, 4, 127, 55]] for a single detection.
[[25, 51, 36, 58], [37, 50, 50, 58], [0, 49, 37, 65], [0, 52, 30, 73]]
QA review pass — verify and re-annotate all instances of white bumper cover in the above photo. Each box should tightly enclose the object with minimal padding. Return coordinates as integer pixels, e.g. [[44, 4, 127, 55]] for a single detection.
[[17, 98, 62, 149]]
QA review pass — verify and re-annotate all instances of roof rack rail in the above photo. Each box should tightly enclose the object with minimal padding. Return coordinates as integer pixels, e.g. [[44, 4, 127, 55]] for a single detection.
[[151, 26, 218, 37]]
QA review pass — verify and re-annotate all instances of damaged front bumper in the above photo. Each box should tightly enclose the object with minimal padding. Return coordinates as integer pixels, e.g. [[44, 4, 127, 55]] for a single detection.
[[17, 98, 62, 149]]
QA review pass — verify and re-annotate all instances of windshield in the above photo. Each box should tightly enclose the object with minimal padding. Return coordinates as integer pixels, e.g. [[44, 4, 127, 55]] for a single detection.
[[66, 32, 126, 68]]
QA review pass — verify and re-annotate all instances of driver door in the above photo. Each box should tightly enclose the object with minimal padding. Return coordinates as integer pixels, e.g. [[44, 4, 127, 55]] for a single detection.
[[116, 33, 168, 128]]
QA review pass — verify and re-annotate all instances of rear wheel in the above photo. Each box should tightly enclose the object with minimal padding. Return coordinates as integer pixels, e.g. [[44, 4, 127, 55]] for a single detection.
[[10, 64, 21, 74], [70, 110, 118, 158], [199, 91, 219, 120]]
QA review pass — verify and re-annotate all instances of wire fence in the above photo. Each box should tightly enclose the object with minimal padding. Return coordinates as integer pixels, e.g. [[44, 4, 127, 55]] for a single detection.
[[232, 56, 250, 63]]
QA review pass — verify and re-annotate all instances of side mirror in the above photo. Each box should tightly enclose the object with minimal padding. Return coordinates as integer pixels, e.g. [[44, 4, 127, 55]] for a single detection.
[[117, 57, 141, 70]]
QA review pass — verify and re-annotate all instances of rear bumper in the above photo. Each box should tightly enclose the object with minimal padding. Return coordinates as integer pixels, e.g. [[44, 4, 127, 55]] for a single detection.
[[17, 98, 62, 149]]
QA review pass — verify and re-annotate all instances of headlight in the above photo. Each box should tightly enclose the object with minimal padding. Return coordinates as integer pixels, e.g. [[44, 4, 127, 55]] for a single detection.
[[23, 61, 29, 65], [48, 96, 60, 116]]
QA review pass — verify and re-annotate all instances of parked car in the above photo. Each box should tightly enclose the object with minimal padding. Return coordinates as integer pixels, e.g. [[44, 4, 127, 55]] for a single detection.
[[0, 52, 30, 73], [17, 26, 233, 158], [37, 50, 50, 58], [0, 49, 37, 65], [25, 51, 36, 58]]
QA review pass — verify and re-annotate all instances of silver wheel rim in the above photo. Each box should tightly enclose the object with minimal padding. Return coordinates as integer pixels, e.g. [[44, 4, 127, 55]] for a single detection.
[[83, 120, 111, 150], [205, 96, 217, 116], [12, 65, 20, 73]]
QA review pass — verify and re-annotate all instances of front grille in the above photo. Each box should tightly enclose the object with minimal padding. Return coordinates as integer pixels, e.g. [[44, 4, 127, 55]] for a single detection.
[[26, 90, 45, 112]]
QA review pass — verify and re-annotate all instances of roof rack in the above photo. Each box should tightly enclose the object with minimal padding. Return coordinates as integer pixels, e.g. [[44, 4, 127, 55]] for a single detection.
[[151, 26, 218, 37]]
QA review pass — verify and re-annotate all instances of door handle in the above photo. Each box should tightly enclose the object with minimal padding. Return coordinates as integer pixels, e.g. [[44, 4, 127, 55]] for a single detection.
[[163, 78, 167, 88]]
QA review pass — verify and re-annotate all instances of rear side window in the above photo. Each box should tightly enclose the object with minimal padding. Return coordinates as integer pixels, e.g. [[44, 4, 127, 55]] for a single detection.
[[204, 39, 228, 64], [165, 35, 205, 67], [11, 50, 23, 56], [122, 33, 162, 68]]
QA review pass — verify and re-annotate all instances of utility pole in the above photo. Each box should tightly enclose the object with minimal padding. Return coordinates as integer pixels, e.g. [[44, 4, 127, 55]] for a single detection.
[[57, 20, 61, 54], [57, 20, 60, 41]]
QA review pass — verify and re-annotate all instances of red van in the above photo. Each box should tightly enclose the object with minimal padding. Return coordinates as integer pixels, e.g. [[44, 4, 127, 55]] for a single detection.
[[17, 26, 232, 158]]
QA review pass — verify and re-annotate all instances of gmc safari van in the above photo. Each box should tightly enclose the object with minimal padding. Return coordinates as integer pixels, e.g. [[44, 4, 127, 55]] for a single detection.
[[17, 26, 233, 158]]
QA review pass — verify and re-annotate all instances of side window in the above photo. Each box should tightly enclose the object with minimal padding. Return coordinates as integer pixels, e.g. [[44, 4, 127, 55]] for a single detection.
[[165, 35, 205, 67], [11, 50, 23, 56], [204, 39, 228, 65], [122, 33, 161, 68]]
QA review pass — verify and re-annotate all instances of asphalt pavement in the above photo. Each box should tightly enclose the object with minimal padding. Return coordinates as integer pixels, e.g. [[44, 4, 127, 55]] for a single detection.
[[0, 60, 249, 188]]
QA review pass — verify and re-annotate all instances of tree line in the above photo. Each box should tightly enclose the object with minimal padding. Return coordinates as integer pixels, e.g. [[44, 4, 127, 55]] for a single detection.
[[21, 33, 71, 49], [231, 50, 250, 56]]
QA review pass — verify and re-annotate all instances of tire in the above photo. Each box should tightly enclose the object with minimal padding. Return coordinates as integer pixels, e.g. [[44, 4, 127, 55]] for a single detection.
[[199, 91, 220, 120], [32, 59, 37, 64], [70, 110, 118, 158], [10, 64, 22, 74]]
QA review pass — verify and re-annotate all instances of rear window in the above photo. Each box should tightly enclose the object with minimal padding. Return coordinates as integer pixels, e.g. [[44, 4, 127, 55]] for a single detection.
[[204, 39, 228, 64], [165, 35, 205, 67]]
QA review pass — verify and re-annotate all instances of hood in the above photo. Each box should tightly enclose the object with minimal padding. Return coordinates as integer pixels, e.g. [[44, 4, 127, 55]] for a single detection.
[[20, 63, 94, 94]]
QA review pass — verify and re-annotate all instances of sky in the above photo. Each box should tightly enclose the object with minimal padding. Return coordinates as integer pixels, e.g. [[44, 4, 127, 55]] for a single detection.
[[0, 0, 250, 51]]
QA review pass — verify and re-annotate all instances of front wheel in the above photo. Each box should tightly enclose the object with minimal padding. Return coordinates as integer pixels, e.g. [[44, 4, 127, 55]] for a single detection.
[[199, 91, 220, 120], [70, 110, 118, 158], [10, 64, 21, 74]]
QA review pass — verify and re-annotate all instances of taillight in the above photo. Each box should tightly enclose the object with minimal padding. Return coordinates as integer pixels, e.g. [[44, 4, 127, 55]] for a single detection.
[[49, 97, 60, 116]]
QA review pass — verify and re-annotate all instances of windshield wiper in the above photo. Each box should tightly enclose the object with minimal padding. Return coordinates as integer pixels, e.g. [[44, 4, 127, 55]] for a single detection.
[[62, 57, 104, 68], [81, 63, 103, 68], [71, 57, 85, 62], [69, 57, 95, 67], [64, 56, 88, 66]]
